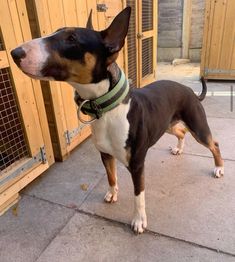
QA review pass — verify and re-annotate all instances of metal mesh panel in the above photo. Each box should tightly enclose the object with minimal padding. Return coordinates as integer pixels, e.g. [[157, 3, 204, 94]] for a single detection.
[[0, 68, 29, 171], [127, 0, 137, 88], [142, 0, 153, 32], [142, 37, 153, 78]]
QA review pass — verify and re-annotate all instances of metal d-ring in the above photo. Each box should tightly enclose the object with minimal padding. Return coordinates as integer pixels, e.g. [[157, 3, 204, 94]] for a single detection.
[[77, 100, 97, 124]]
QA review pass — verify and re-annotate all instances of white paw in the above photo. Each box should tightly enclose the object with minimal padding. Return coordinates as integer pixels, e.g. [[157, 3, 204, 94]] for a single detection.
[[213, 166, 224, 178], [170, 147, 183, 155], [131, 213, 147, 234], [104, 187, 118, 203]]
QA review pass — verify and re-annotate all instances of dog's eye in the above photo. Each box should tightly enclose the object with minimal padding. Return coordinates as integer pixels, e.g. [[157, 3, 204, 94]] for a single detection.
[[67, 34, 77, 42]]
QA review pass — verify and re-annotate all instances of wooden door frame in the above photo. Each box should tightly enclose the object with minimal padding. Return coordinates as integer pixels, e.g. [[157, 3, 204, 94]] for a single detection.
[[0, 0, 54, 214], [124, 0, 157, 88], [138, 0, 157, 87]]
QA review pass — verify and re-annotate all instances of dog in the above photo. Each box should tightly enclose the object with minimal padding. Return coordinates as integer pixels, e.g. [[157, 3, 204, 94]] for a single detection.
[[11, 7, 224, 234]]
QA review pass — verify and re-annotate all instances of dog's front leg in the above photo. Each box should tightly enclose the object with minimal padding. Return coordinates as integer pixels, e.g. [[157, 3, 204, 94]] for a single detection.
[[130, 164, 147, 234], [100, 152, 118, 203]]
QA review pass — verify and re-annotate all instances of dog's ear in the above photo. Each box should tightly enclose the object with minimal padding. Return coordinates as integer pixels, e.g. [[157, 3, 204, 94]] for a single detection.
[[101, 7, 131, 58], [86, 10, 94, 30]]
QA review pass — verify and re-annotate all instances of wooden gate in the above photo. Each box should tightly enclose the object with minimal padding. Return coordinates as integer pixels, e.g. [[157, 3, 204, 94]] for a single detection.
[[201, 0, 235, 80], [126, 0, 157, 88], [0, 0, 54, 214], [26, 0, 125, 161]]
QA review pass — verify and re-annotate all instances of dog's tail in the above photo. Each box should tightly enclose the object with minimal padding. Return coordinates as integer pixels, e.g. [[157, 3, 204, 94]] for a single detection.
[[198, 77, 207, 101]]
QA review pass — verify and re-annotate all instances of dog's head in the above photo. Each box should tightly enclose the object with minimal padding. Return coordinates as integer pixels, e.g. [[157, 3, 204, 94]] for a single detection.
[[11, 7, 131, 84]]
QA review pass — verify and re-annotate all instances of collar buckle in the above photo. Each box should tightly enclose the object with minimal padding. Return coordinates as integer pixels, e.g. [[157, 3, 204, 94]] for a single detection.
[[77, 100, 97, 124]]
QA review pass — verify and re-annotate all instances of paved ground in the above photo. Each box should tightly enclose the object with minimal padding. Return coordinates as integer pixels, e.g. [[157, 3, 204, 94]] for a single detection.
[[1, 63, 235, 262]]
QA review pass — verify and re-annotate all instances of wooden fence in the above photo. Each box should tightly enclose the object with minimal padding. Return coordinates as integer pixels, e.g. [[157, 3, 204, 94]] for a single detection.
[[201, 0, 235, 80]]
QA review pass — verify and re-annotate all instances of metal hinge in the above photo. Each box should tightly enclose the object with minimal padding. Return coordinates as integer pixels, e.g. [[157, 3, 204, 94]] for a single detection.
[[64, 124, 86, 145], [205, 68, 235, 75], [154, 69, 157, 79], [0, 146, 47, 186], [97, 3, 108, 12], [40, 146, 47, 164]]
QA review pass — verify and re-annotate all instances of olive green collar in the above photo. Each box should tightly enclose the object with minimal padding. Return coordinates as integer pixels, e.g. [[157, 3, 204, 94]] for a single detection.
[[79, 70, 129, 119]]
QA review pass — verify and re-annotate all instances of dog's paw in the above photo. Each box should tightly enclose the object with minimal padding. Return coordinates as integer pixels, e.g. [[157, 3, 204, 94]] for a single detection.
[[213, 166, 224, 178], [131, 213, 147, 234], [104, 186, 118, 203], [170, 147, 183, 155]]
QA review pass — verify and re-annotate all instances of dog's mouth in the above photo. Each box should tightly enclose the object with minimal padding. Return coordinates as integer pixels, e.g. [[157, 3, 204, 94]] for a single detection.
[[21, 69, 45, 80]]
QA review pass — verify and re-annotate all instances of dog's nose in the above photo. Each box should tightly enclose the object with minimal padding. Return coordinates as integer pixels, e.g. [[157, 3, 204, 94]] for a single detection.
[[11, 47, 26, 66]]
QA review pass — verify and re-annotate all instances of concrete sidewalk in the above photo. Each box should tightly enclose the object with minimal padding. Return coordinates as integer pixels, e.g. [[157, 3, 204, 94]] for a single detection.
[[1, 63, 235, 262]]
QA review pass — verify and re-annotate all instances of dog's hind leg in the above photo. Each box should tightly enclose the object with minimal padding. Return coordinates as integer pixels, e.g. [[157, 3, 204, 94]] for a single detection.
[[191, 131, 224, 178], [182, 106, 224, 178], [208, 139, 224, 178], [100, 152, 118, 203], [167, 122, 187, 155]]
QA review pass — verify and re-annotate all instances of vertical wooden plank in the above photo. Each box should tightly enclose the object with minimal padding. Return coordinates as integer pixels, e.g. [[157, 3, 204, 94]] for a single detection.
[[0, 51, 9, 68], [62, 0, 78, 26], [34, 0, 52, 35], [231, 45, 235, 69], [6, 0, 24, 44], [47, 0, 65, 30], [13, 0, 32, 42], [208, 0, 226, 69], [182, 0, 192, 59], [219, 0, 235, 70], [75, 0, 88, 27], [228, 1, 235, 70]]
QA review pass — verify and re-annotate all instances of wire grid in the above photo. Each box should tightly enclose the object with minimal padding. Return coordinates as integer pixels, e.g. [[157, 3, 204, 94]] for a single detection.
[[127, 0, 137, 88], [0, 67, 29, 171], [142, 37, 153, 78], [142, 0, 153, 32]]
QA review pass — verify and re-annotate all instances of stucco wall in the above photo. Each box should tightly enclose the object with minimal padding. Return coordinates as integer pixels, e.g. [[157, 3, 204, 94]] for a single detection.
[[158, 0, 183, 48], [190, 0, 205, 49], [157, 0, 205, 62]]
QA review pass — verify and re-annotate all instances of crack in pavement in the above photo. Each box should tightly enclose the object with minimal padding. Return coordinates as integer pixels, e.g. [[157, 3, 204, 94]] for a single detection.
[[23, 193, 235, 259]]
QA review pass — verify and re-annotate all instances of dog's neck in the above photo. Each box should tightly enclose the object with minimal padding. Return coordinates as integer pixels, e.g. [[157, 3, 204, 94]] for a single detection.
[[70, 62, 121, 100]]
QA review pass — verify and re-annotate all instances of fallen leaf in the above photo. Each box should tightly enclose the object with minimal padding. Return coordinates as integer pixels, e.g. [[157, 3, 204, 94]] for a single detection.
[[80, 184, 89, 191]]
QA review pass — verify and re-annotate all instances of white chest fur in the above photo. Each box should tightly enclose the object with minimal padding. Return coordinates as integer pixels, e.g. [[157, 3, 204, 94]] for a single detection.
[[91, 101, 131, 166]]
